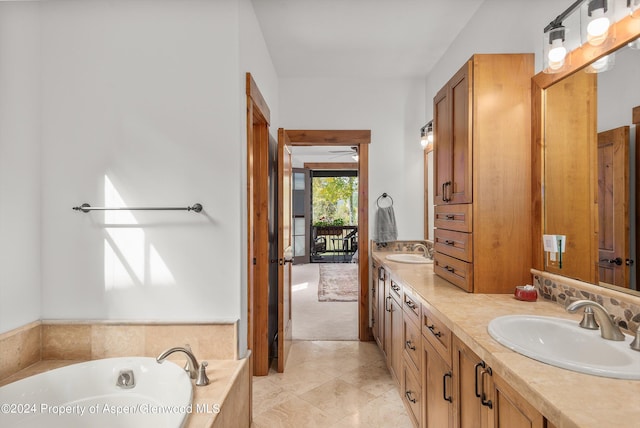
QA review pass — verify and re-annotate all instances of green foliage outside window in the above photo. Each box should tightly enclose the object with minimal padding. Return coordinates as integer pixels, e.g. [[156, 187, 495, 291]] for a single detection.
[[312, 176, 358, 226]]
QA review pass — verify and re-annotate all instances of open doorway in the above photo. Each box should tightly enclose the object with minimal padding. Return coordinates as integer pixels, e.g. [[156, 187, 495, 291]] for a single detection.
[[290, 153, 360, 340]]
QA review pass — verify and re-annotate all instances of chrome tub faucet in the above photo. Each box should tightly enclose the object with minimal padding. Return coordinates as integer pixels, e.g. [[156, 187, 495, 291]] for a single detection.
[[156, 345, 210, 386]]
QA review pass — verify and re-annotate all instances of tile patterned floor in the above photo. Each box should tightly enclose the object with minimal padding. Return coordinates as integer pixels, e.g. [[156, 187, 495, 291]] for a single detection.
[[251, 341, 413, 428]]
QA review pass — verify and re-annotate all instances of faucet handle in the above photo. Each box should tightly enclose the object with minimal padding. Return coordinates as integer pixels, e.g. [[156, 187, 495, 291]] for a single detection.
[[579, 307, 600, 330], [631, 326, 640, 352], [196, 361, 210, 386]]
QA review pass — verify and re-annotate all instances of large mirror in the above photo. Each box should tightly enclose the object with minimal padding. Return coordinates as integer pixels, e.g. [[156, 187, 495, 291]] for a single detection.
[[538, 18, 640, 295]]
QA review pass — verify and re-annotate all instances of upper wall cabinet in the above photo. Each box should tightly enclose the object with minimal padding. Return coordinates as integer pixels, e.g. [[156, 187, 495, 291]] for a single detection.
[[434, 62, 472, 205], [433, 54, 534, 293]]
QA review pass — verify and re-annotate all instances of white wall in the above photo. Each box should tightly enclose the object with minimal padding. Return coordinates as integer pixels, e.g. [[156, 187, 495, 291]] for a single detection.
[[0, 3, 42, 333], [424, 0, 569, 121], [279, 77, 426, 240]]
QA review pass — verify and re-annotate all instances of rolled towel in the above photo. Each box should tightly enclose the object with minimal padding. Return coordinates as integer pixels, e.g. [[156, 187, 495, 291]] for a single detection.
[[376, 206, 397, 243]]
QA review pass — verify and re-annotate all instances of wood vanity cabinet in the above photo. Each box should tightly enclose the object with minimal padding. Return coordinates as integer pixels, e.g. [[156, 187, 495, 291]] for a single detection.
[[421, 304, 454, 428], [384, 278, 403, 384], [452, 336, 545, 428], [401, 288, 424, 427], [372, 262, 386, 353], [432, 54, 533, 294]]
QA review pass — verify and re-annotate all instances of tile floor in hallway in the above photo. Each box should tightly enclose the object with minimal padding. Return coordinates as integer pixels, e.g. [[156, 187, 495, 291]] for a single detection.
[[251, 340, 413, 428]]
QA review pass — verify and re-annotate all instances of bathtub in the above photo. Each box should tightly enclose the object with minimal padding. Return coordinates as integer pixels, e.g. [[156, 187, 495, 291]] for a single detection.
[[0, 357, 192, 428]]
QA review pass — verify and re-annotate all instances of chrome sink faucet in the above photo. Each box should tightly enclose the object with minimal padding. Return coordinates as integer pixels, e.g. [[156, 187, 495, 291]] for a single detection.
[[156, 346, 210, 386], [566, 300, 625, 341]]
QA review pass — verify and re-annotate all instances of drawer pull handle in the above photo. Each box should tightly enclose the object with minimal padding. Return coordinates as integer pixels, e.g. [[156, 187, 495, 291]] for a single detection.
[[444, 240, 455, 246], [405, 390, 417, 404], [474, 361, 485, 398], [427, 324, 442, 338], [406, 340, 416, 351], [445, 214, 455, 220], [445, 265, 455, 273], [443, 371, 453, 403], [385, 296, 391, 312], [405, 300, 417, 310], [481, 367, 493, 409], [391, 283, 400, 292]]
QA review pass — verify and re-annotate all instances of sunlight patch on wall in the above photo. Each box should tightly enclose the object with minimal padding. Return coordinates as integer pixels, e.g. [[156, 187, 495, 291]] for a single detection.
[[292, 281, 308, 292], [103, 175, 176, 290]]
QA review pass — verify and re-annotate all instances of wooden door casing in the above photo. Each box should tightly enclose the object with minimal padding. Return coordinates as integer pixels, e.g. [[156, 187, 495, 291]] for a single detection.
[[597, 126, 630, 288]]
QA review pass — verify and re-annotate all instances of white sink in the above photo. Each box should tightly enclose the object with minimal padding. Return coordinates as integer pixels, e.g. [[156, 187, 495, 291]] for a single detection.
[[488, 315, 640, 380], [385, 254, 433, 264]]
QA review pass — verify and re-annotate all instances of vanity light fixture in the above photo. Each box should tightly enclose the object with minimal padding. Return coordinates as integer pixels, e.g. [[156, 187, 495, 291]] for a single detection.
[[420, 121, 433, 149], [545, 25, 568, 72], [582, 0, 614, 46]]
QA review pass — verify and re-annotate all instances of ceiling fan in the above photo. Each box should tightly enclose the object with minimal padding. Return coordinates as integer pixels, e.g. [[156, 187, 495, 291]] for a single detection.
[[329, 146, 359, 161]]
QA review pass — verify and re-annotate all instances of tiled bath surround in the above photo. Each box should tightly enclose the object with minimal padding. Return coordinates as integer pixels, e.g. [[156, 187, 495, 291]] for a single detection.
[[0, 321, 237, 382], [533, 269, 640, 334]]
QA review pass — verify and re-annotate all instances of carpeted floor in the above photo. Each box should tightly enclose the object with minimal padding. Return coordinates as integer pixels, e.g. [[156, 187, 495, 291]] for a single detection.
[[292, 263, 358, 340]]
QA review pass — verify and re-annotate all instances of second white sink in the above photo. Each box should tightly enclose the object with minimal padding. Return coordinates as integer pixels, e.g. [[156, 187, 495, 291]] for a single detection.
[[488, 315, 640, 380], [385, 254, 433, 264]]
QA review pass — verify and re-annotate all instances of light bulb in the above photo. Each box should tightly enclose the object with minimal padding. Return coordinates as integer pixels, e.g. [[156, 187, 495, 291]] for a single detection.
[[427, 133, 434, 144], [587, 8, 610, 45], [590, 55, 609, 70], [548, 38, 567, 70]]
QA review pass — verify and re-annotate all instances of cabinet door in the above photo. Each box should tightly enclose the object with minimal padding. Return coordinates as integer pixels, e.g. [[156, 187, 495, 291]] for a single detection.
[[373, 267, 385, 351], [452, 336, 489, 428], [434, 84, 451, 205], [448, 61, 472, 204], [489, 372, 545, 428], [434, 60, 472, 205], [390, 296, 403, 384], [422, 337, 454, 428]]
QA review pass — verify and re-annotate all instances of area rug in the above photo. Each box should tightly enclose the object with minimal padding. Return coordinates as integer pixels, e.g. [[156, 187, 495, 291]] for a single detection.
[[318, 263, 359, 302]]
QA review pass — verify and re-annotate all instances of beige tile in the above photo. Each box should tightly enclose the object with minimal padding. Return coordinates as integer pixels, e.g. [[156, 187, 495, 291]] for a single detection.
[[252, 377, 297, 416], [265, 361, 339, 395], [299, 378, 377, 419], [91, 325, 145, 358], [0, 323, 41, 380], [42, 324, 91, 360], [340, 359, 397, 397], [252, 396, 342, 428], [328, 388, 411, 428], [144, 324, 236, 361]]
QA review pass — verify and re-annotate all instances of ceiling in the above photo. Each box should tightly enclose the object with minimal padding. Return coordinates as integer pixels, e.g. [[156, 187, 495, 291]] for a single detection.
[[250, 0, 486, 78]]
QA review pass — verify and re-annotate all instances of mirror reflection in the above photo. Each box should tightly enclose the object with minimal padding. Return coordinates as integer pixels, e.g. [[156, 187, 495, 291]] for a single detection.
[[544, 41, 640, 292]]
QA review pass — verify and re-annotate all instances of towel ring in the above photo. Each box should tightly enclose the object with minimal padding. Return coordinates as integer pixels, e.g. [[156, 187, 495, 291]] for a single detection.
[[376, 193, 393, 208]]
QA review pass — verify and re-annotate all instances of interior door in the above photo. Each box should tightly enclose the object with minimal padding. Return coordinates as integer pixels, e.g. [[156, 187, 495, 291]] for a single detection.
[[277, 128, 293, 372], [598, 126, 630, 287]]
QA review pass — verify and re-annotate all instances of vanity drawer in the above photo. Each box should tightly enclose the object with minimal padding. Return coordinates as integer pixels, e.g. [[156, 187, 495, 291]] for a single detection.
[[401, 360, 422, 428], [403, 313, 422, 373], [388, 279, 402, 302], [434, 252, 473, 292], [434, 204, 472, 233], [402, 288, 421, 326], [434, 228, 473, 262], [422, 305, 452, 365]]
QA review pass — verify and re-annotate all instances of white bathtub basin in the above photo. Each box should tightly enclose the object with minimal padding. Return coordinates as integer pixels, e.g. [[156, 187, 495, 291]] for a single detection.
[[385, 254, 433, 264], [0, 357, 192, 427], [488, 315, 640, 380]]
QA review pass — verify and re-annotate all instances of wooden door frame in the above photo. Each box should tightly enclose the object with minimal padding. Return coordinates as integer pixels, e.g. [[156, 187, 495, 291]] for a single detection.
[[246, 73, 271, 376], [285, 129, 372, 341]]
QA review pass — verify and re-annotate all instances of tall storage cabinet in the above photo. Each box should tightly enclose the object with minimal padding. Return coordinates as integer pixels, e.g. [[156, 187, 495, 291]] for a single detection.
[[433, 54, 533, 294]]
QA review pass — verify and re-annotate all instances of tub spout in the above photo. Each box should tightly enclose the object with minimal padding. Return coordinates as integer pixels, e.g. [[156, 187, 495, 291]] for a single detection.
[[156, 346, 210, 386]]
